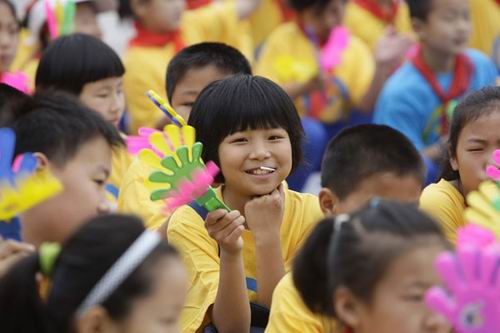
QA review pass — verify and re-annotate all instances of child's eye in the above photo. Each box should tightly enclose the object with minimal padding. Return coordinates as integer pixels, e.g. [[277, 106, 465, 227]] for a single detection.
[[269, 135, 283, 141], [94, 179, 106, 186], [230, 138, 247, 144], [467, 148, 484, 152], [402, 293, 424, 302]]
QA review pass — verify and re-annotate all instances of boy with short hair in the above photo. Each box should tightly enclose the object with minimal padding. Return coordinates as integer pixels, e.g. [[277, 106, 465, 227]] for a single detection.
[[124, 0, 259, 133], [118, 42, 252, 230], [265, 124, 426, 333], [11, 92, 123, 247], [374, 0, 497, 182]]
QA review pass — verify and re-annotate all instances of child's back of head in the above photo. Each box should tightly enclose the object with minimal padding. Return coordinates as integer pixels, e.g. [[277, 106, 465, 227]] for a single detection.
[[320, 124, 425, 214], [9, 92, 123, 246]]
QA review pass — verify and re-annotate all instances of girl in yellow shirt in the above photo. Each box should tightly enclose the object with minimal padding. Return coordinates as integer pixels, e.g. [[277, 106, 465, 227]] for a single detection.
[[294, 201, 451, 333], [167, 75, 323, 332], [35, 34, 132, 202], [420, 86, 500, 243]]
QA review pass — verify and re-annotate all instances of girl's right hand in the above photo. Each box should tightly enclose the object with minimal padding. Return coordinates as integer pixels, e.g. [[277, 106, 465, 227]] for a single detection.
[[205, 209, 245, 255]]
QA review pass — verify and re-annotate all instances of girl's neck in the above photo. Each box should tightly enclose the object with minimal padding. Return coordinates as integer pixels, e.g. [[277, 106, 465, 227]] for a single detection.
[[221, 186, 253, 218], [421, 46, 456, 73]]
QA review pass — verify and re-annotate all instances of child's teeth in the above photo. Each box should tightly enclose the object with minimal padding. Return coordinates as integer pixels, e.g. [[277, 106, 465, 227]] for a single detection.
[[259, 167, 275, 171]]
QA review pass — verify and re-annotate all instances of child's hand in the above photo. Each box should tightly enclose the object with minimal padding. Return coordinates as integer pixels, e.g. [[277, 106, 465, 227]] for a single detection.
[[205, 209, 245, 255], [244, 185, 285, 241], [374, 27, 414, 68], [0, 238, 35, 276]]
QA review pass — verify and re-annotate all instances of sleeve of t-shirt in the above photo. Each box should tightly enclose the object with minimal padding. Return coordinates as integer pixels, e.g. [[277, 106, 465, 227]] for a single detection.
[[265, 274, 336, 333], [167, 206, 221, 333], [373, 83, 426, 150]]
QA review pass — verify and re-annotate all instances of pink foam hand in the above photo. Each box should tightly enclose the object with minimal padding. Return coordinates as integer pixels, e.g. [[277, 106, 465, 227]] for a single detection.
[[126, 127, 162, 156], [457, 225, 498, 250], [163, 161, 219, 212], [320, 26, 350, 72], [425, 245, 500, 333], [486, 150, 500, 182], [0, 72, 31, 94]]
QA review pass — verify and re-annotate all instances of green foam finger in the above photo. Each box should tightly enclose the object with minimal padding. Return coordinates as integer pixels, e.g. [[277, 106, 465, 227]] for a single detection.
[[149, 171, 173, 183]]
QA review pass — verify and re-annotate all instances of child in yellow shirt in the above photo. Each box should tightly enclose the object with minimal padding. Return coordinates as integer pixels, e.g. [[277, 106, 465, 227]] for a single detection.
[[118, 42, 252, 230], [35, 34, 132, 202], [468, 0, 500, 70], [266, 124, 427, 333], [256, 0, 411, 190], [124, 0, 260, 133], [293, 201, 450, 333], [167, 75, 323, 332], [420, 86, 500, 243], [344, 0, 413, 50]]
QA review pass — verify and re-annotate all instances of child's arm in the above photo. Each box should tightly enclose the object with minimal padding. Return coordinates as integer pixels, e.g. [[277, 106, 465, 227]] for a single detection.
[[206, 209, 251, 333], [244, 186, 286, 308], [356, 28, 414, 113]]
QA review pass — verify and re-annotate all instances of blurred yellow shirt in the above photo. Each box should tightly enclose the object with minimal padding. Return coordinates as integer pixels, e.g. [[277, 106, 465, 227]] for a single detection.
[[419, 179, 466, 243], [266, 273, 338, 333], [469, 0, 500, 60], [344, 1, 413, 50], [256, 22, 374, 123], [167, 187, 323, 333]]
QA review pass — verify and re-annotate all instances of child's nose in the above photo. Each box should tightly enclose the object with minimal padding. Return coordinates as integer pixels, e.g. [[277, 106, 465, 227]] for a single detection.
[[249, 143, 271, 160], [424, 312, 451, 333]]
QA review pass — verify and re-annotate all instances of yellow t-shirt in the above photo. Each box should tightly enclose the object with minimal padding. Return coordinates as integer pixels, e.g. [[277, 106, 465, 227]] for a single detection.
[[469, 0, 500, 60], [247, 0, 285, 46], [256, 22, 374, 123], [266, 273, 338, 333], [118, 156, 168, 230], [344, 1, 413, 51], [419, 179, 466, 243], [124, 2, 243, 133], [167, 187, 323, 333], [107, 138, 134, 201]]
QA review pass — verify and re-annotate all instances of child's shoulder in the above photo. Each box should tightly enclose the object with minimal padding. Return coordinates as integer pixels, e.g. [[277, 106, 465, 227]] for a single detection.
[[380, 62, 430, 98], [266, 22, 302, 42], [283, 189, 322, 225], [420, 179, 465, 210]]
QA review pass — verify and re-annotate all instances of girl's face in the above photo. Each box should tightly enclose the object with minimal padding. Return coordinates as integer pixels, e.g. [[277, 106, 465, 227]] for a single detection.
[[0, 2, 19, 72], [346, 240, 450, 333], [116, 257, 188, 333], [451, 110, 500, 196], [302, 0, 346, 43], [80, 77, 125, 129], [218, 127, 293, 198], [142, 0, 186, 33]]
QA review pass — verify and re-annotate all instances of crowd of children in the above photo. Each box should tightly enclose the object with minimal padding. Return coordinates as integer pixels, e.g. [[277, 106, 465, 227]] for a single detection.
[[0, 0, 499, 332]]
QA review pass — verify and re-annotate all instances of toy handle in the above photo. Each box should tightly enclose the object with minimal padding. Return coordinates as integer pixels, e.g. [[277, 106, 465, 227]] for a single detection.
[[196, 187, 230, 212]]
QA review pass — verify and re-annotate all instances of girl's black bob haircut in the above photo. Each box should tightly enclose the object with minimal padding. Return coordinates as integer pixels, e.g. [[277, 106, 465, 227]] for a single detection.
[[188, 75, 304, 183], [35, 33, 125, 95]]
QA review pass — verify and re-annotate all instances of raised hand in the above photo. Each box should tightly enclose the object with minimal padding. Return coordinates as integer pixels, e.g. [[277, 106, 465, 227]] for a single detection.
[[244, 184, 285, 240], [205, 209, 245, 255], [425, 244, 500, 333]]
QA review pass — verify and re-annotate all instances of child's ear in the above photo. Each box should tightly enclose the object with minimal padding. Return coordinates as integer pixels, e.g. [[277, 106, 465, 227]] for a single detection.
[[334, 286, 363, 329], [319, 187, 338, 216], [449, 146, 459, 171], [33, 152, 49, 171], [76, 306, 114, 333]]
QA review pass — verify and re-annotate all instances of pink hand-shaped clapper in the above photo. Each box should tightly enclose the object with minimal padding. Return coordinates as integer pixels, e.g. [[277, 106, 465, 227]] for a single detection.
[[486, 150, 500, 182], [425, 242, 500, 333]]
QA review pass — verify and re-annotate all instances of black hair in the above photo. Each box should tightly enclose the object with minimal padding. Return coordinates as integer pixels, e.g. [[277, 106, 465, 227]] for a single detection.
[[188, 75, 304, 183], [0, 214, 180, 333], [293, 200, 446, 318], [0, 83, 28, 126], [10, 92, 123, 167], [0, 0, 17, 23], [35, 33, 125, 95], [406, 0, 433, 20], [288, 0, 334, 12], [321, 124, 425, 199], [166, 42, 252, 103], [441, 86, 500, 181]]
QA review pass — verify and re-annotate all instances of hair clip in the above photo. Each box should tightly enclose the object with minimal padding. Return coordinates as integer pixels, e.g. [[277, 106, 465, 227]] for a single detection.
[[39, 242, 61, 277]]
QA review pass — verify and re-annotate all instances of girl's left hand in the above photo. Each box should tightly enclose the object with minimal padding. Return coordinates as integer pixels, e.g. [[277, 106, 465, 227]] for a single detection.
[[244, 184, 285, 241]]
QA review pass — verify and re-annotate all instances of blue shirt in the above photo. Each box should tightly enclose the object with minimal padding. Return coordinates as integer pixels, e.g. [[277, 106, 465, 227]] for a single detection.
[[374, 49, 497, 150]]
